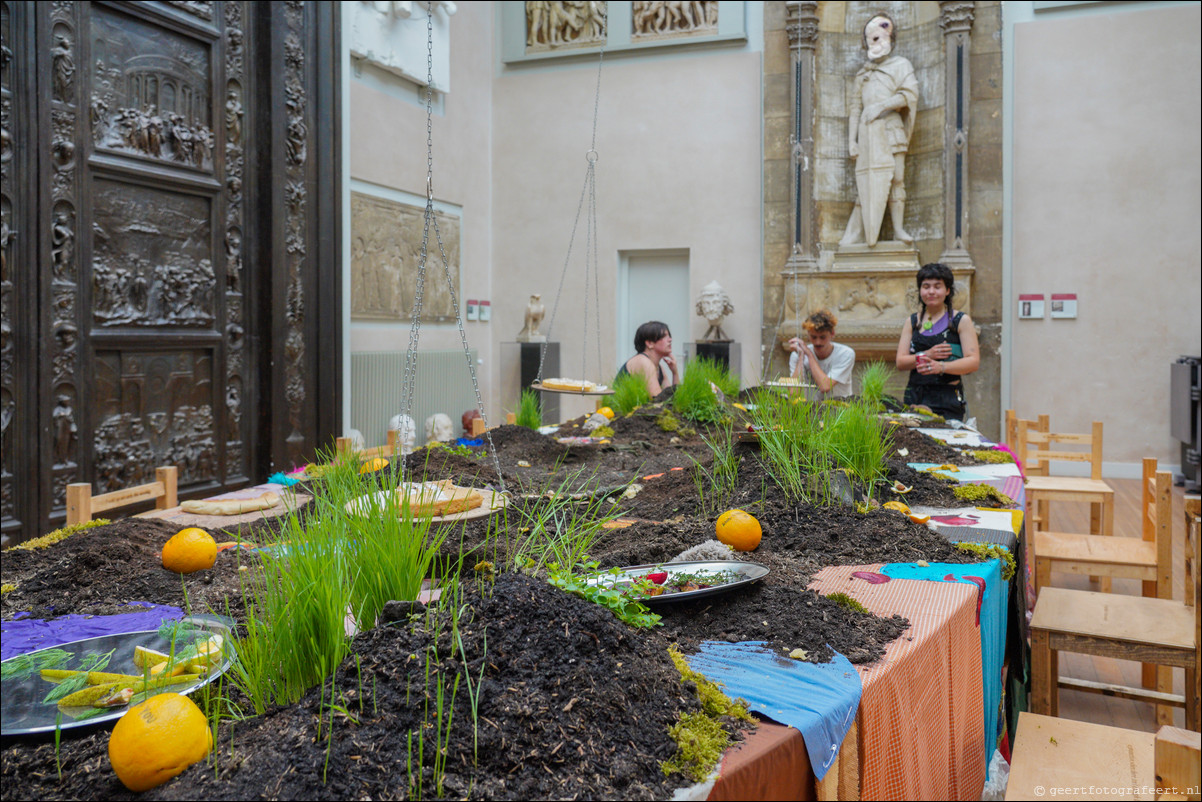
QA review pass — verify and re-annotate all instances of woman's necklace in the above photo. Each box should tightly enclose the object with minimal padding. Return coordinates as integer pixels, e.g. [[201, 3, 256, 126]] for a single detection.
[[921, 307, 944, 332]]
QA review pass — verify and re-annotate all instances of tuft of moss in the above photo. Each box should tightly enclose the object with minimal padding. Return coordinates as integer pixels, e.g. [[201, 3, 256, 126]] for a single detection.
[[656, 410, 682, 432], [591, 425, 615, 438], [1, 583, 16, 595], [663, 645, 754, 782], [826, 591, 870, 615], [662, 713, 731, 782], [956, 542, 1017, 581], [11, 519, 112, 551], [970, 449, 1014, 464], [953, 484, 1014, 507]]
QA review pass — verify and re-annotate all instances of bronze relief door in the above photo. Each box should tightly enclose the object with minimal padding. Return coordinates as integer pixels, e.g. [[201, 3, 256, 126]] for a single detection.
[[1, 1, 341, 546]]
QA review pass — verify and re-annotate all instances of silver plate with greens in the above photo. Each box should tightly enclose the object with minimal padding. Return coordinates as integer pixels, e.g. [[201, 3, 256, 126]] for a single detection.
[[583, 560, 769, 605], [0, 617, 233, 737]]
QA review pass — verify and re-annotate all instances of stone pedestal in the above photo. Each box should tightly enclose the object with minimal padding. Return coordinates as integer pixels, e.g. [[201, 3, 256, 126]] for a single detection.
[[831, 242, 921, 272], [500, 341, 559, 422], [687, 341, 741, 376]]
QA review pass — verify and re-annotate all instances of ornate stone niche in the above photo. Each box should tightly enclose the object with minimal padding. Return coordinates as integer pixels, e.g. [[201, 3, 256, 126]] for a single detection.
[[350, 191, 462, 324], [773, 1, 979, 363]]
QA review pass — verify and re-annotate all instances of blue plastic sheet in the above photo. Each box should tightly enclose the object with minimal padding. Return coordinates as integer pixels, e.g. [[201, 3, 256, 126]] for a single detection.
[[1, 604, 184, 661], [881, 558, 1008, 761], [684, 641, 863, 781]]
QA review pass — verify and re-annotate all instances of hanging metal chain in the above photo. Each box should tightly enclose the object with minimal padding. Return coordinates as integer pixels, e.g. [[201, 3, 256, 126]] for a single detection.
[[402, 2, 505, 487], [535, 50, 605, 386]]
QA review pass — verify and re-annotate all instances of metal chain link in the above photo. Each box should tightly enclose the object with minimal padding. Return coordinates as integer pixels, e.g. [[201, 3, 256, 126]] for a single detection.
[[534, 50, 606, 386], [401, 2, 505, 488]]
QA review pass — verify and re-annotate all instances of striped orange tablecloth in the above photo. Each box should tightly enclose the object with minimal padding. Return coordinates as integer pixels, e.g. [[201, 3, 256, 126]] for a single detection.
[[809, 565, 986, 801]]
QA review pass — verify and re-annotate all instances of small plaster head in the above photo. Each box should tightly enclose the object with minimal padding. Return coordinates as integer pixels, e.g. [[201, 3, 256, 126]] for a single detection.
[[425, 412, 455, 443]]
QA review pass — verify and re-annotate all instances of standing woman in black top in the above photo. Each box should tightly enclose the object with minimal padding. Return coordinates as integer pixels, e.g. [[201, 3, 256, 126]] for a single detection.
[[895, 263, 980, 420]]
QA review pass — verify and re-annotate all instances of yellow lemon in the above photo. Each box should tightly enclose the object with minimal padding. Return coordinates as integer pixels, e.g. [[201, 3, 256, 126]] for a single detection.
[[715, 509, 762, 551], [161, 528, 217, 574], [108, 693, 212, 792]]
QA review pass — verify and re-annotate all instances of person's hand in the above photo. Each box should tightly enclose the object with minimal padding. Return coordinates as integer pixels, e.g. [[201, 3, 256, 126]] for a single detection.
[[664, 352, 679, 376], [785, 337, 804, 352], [926, 343, 952, 360], [916, 354, 945, 376], [861, 103, 883, 125], [848, 140, 859, 159]]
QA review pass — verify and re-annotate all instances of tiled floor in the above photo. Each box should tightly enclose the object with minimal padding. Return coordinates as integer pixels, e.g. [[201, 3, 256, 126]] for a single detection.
[[1038, 477, 1193, 731]]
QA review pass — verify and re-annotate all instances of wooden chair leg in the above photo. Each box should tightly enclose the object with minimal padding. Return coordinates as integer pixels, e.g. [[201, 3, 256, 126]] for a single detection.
[[66, 483, 92, 526], [1155, 666, 1174, 727], [1031, 628, 1056, 716], [1187, 667, 1199, 733], [155, 466, 178, 510], [1035, 556, 1051, 598]]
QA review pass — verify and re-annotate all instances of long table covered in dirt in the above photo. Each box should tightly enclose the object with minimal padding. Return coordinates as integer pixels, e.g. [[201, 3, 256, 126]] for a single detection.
[[698, 425, 1027, 801]]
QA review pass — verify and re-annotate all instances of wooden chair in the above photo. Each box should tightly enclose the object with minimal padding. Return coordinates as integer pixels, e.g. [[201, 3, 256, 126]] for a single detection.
[[1030, 492, 1201, 731], [336, 429, 402, 460], [1006, 712, 1201, 801], [66, 466, 179, 526]]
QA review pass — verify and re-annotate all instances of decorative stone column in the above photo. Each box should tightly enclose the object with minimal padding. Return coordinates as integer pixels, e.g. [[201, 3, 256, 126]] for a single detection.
[[779, 1, 818, 343], [938, 1, 975, 271]]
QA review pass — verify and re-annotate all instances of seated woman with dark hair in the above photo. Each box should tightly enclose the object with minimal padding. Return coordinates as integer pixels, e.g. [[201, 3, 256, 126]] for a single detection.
[[616, 321, 680, 396], [895, 262, 980, 420]]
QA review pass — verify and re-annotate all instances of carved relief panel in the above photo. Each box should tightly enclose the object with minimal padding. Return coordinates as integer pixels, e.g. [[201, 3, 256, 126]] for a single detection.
[[350, 192, 462, 324], [526, 1, 607, 51], [632, 1, 716, 38], [93, 350, 216, 492], [89, 5, 214, 170]]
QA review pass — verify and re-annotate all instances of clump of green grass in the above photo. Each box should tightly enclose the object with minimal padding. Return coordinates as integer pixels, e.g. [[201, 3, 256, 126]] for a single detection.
[[515, 388, 542, 429], [750, 389, 822, 503], [672, 357, 738, 424], [856, 360, 898, 408], [603, 370, 653, 416], [689, 425, 740, 516], [822, 400, 894, 501]]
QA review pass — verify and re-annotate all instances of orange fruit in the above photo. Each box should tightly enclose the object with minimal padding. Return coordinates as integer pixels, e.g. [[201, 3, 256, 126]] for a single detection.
[[908, 512, 932, 525], [715, 509, 762, 551], [596, 406, 615, 420], [108, 693, 212, 792], [161, 528, 217, 574]]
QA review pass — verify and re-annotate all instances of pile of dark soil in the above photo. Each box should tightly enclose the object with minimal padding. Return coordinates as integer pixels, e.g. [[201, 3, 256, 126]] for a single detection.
[[0, 574, 749, 801], [0, 518, 268, 622], [886, 461, 963, 507]]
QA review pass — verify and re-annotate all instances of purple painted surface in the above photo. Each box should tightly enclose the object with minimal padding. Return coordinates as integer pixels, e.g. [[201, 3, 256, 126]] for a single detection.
[[1, 604, 184, 661]]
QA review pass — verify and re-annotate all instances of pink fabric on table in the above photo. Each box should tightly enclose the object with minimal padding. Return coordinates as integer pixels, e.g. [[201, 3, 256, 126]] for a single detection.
[[809, 564, 986, 801]]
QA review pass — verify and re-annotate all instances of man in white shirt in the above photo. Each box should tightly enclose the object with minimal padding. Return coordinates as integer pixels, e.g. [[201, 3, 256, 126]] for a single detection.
[[786, 309, 856, 399]]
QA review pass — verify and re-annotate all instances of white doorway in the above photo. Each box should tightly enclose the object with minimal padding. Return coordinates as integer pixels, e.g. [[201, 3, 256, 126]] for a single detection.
[[617, 250, 690, 375]]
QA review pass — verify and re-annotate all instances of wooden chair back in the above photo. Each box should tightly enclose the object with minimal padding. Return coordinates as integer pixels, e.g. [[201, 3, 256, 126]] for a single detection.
[[335, 429, 401, 460], [1155, 725, 1200, 800], [1004, 408, 1017, 450], [1020, 417, 1103, 480], [1144, 458, 1174, 600], [1015, 414, 1050, 476], [66, 466, 179, 526]]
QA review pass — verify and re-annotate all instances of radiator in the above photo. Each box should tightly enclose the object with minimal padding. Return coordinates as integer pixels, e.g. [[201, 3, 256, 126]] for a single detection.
[[351, 350, 479, 447]]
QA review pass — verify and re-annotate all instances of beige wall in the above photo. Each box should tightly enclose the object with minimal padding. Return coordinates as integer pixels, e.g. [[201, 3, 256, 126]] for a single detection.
[[1011, 4, 1201, 473], [491, 47, 764, 420], [347, 3, 495, 380]]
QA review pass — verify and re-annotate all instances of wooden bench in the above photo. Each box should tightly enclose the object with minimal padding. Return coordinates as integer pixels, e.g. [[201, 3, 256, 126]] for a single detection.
[[66, 466, 179, 526]]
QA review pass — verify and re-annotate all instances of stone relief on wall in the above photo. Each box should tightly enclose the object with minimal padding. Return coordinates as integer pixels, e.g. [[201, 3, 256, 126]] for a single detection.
[[351, 192, 461, 323], [632, 1, 716, 38], [526, 1, 607, 51], [88, 5, 214, 170], [92, 179, 214, 327], [94, 350, 216, 492]]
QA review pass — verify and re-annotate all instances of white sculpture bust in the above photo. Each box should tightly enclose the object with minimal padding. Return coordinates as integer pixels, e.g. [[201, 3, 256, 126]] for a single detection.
[[695, 280, 735, 342], [387, 413, 417, 455], [516, 293, 546, 343], [424, 412, 455, 443], [347, 428, 366, 452], [839, 13, 918, 248]]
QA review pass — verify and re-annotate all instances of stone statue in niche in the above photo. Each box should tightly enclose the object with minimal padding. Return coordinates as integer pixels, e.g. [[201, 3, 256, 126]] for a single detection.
[[388, 413, 417, 455], [425, 412, 454, 443], [516, 294, 546, 343], [695, 280, 734, 342], [839, 13, 917, 248], [52, 393, 76, 465]]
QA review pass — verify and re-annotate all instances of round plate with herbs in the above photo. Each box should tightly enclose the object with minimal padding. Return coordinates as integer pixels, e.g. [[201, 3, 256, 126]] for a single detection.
[[583, 560, 769, 605], [0, 618, 233, 737]]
